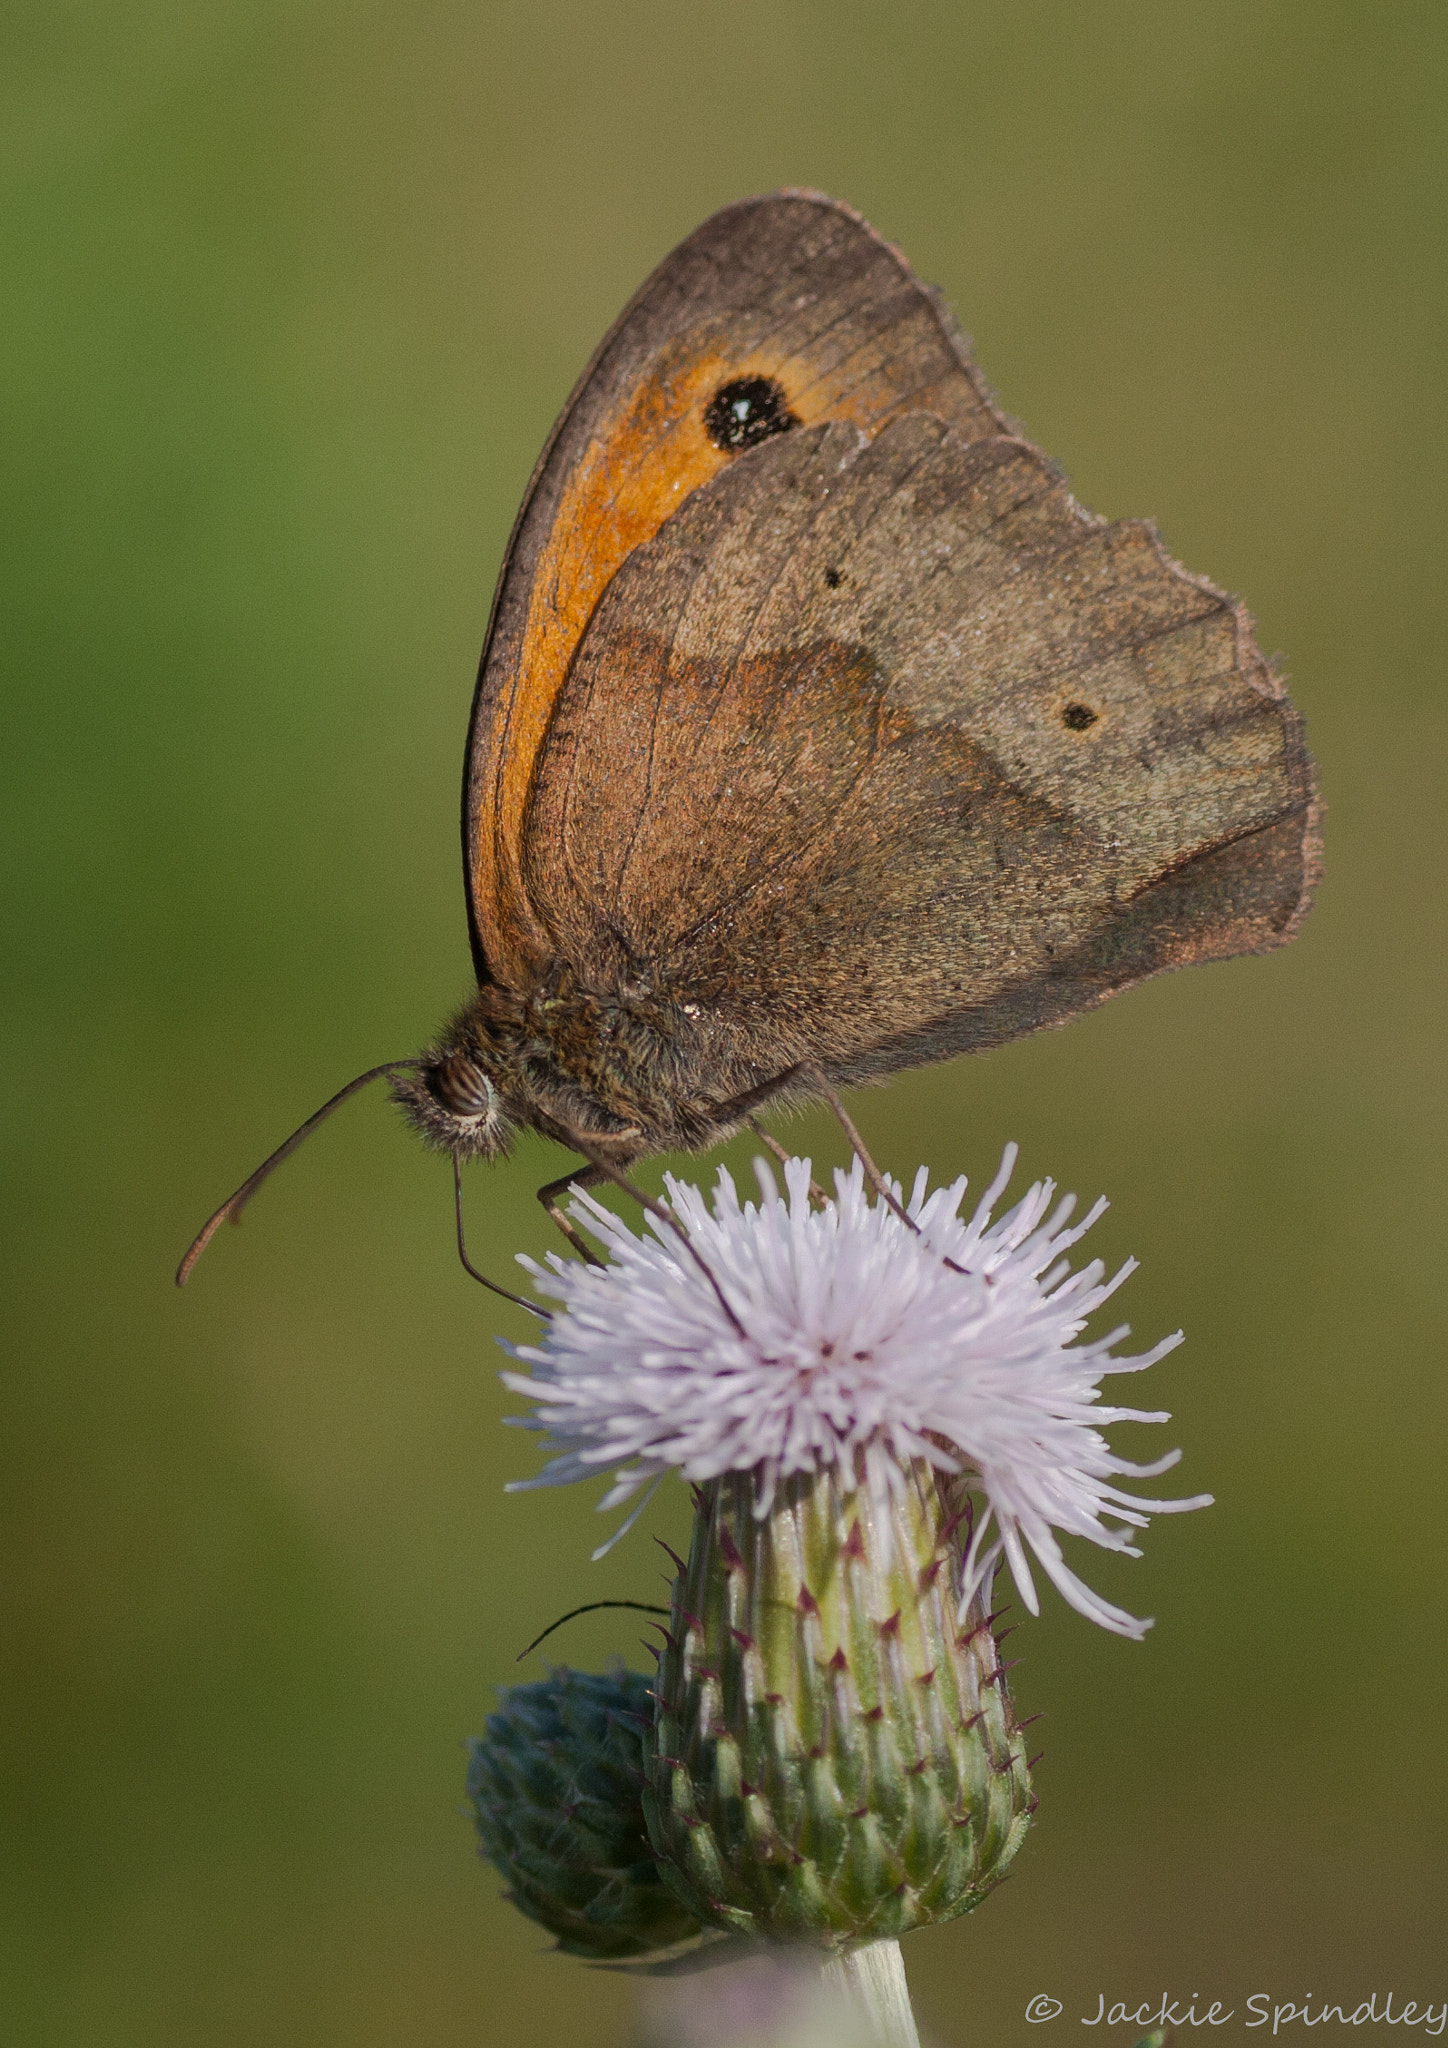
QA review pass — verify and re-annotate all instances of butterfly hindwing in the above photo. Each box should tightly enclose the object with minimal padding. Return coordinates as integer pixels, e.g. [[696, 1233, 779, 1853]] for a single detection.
[[519, 410, 1314, 1089]]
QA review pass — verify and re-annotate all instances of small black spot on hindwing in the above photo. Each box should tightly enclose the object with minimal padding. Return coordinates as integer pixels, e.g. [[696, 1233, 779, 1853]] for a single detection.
[[824, 566, 843, 588], [1062, 702, 1098, 731], [704, 376, 800, 452]]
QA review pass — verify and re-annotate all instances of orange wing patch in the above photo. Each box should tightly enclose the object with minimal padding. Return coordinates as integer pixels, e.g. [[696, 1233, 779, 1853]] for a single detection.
[[478, 344, 739, 985]]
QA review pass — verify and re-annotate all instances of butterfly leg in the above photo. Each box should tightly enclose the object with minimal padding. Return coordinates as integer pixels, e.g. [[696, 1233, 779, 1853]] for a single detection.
[[552, 1133, 747, 1340], [745, 1118, 829, 1209], [711, 1063, 913, 1231], [795, 1061, 918, 1235], [535, 1165, 609, 1268], [797, 1062, 980, 1280]]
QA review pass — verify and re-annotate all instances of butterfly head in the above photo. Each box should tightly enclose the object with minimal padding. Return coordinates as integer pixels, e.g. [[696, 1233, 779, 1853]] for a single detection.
[[392, 1041, 511, 1161]]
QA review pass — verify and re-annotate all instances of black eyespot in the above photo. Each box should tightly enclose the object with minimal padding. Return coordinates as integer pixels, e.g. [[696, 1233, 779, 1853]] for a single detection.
[[1062, 702, 1098, 732], [824, 567, 843, 588], [704, 375, 800, 452]]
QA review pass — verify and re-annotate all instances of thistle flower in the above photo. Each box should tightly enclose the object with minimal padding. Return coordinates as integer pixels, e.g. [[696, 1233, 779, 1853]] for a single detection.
[[502, 1148, 1209, 1641], [498, 1148, 1208, 1956]]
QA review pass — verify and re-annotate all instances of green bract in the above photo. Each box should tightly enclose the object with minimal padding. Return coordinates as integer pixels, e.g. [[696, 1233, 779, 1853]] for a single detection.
[[468, 1664, 701, 1959], [644, 1461, 1034, 1950]]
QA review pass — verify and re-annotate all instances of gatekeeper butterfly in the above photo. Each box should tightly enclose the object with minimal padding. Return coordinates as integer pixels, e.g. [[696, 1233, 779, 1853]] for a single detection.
[[180, 191, 1318, 1297]]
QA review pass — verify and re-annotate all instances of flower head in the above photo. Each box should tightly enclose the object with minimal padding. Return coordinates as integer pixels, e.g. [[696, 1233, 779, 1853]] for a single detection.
[[502, 1148, 1210, 1638]]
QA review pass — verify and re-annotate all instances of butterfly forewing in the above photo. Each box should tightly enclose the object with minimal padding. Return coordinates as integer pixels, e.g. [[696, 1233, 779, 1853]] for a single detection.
[[464, 191, 1008, 990]]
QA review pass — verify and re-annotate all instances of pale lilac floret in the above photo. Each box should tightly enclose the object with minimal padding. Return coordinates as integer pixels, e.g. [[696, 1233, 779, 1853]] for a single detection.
[[500, 1147, 1210, 1638]]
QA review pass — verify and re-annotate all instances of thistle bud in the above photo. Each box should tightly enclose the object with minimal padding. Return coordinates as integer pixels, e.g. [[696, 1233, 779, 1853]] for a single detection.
[[468, 1663, 701, 1959], [644, 1460, 1034, 1949]]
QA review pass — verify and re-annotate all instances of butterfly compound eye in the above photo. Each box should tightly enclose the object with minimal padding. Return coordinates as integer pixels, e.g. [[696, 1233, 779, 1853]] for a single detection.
[[704, 375, 800, 452], [427, 1052, 496, 1123]]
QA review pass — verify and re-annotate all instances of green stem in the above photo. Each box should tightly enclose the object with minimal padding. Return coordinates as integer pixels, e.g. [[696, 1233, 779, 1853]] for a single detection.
[[822, 1941, 922, 2048]]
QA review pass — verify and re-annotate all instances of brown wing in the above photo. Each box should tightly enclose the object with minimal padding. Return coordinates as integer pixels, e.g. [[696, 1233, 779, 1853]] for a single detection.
[[464, 190, 1009, 988], [518, 410, 1317, 1090]]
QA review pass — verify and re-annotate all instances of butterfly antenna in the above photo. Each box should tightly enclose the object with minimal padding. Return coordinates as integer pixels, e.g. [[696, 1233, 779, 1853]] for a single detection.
[[175, 1059, 421, 1286]]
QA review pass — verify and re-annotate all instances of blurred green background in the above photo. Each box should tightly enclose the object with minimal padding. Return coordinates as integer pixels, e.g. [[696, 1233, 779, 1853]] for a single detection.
[[4, 2, 1444, 2042]]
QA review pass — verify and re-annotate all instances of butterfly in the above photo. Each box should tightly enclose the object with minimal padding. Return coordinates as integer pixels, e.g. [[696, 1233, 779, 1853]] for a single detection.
[[179, 190, 1318, 1300]]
